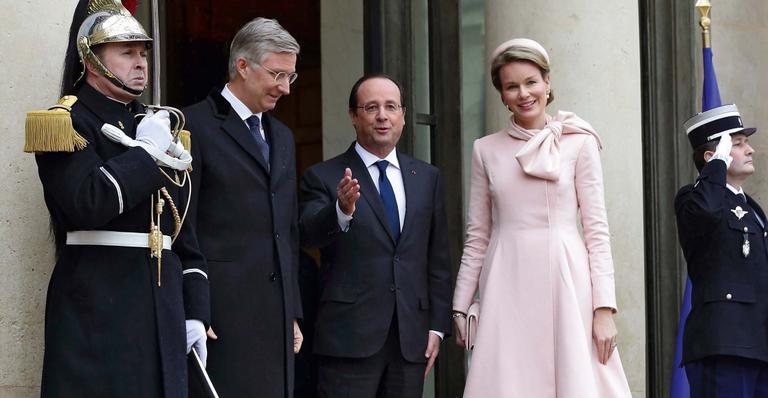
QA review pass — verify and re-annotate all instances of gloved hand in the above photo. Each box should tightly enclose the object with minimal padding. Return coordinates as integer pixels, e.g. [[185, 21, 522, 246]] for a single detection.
[[167, 140, 186, 157], [186, 319, 207, 366], [710, 132, 733, 169], [136, 109, 172, 153]]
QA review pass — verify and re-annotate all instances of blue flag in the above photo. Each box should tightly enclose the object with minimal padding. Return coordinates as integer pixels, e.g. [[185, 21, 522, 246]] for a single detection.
[[669, 45, 722, 398], [702, 47, 722, 111]]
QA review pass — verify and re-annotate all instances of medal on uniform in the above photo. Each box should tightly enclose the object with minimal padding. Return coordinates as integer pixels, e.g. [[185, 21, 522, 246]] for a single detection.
[[743, 226, 751, 258], [732, 206, 749, 220]]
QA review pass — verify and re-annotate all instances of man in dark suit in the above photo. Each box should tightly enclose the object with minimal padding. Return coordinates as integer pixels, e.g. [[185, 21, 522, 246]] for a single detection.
[[299, 74, 452, 398], [676, 104, 768, 396], [183, 18, 303, 398]]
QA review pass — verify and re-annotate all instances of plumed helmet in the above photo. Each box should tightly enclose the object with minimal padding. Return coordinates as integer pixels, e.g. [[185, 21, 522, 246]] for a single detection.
[[75, 0, 152, 95]]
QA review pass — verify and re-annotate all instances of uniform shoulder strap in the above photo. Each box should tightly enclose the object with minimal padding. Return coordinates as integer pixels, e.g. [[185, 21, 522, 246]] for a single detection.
[[24, 95, 88, 153]]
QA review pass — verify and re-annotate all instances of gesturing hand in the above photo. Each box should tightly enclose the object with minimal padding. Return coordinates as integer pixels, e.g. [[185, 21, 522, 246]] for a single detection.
[[337, 168, 360, 216]]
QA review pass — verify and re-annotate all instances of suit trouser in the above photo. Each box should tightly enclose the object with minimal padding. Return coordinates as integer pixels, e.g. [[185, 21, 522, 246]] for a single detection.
[[686, 355, 768, 398], [316, 315, 425, 398]]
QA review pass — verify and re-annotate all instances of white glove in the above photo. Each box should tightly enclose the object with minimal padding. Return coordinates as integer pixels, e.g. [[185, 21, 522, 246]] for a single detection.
[[185, 319, 207, 366], [136, 109, 172, 153], [167, 140, 186, 157], [710, 132, 733, 168]]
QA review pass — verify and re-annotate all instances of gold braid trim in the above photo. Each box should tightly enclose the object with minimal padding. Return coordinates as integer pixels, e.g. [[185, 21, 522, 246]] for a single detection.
[[159, 187, 182, 241], [24, 96, 88, 153]]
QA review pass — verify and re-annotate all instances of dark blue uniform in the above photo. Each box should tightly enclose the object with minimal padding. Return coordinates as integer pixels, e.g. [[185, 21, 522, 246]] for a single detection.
[[675, 158, 768, 395], [35, 83, 209, 397]]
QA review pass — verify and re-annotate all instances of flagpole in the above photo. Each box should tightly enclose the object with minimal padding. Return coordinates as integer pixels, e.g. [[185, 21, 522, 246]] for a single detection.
[[696, 0, 712, 48], [150, 0, 162, 105]]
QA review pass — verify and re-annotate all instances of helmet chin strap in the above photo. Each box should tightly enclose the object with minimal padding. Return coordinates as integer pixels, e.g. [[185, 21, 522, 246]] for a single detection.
[[103, 71, 145, 97]]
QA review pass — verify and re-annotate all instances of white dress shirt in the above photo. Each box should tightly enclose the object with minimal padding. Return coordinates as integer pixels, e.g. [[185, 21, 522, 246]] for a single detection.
[[336, 143, 405, 231], [221, 84, 265, 140]]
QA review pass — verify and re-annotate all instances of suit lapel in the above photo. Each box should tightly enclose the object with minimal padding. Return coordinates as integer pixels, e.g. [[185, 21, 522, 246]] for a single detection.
[[209, 91, 270, 174], [265, 114, 289, 187], [344, 145, 397, 243], [398, 153, 420, 240]]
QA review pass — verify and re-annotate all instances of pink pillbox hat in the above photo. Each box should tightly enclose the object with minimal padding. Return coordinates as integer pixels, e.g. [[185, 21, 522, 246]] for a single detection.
[[489, 38, 550, 64]]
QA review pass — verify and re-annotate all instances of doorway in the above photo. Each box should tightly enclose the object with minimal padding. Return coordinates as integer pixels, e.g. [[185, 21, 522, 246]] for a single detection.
[[164, 0, 323, 176]]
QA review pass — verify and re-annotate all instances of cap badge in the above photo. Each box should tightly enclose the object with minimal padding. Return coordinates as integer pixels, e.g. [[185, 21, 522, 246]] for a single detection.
[[732, 206, 749, 220]]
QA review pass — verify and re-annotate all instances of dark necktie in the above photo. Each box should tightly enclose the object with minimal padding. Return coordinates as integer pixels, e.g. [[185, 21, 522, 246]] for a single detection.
[[376, 160, 400, 241], [246, 115, 270, 169]]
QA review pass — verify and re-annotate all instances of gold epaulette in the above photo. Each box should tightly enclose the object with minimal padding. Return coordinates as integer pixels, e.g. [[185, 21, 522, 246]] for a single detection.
[[24, 95, 88, 153], [179, 129, 191, 152]]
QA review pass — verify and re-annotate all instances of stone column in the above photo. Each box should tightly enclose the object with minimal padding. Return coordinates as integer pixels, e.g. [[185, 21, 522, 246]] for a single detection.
[[484, 1, 645, 395], [0, 1, 75, 395], [320, 0, 364, 159]]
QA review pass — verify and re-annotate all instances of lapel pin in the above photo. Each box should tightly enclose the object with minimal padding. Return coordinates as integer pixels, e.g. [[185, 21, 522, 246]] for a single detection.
[[118, 121, 125, 130], [731, 206, 749, 220], [410, 170, 416, 175]]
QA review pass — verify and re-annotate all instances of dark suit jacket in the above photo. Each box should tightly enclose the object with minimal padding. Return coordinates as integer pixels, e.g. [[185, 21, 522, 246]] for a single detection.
[[299, 143, 452, 363], [184, 89, 302, 398], [675, 159, 768, 365]]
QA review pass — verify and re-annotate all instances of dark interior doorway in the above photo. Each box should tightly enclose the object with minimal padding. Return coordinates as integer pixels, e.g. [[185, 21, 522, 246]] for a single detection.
[[164, 0, 323, 176]]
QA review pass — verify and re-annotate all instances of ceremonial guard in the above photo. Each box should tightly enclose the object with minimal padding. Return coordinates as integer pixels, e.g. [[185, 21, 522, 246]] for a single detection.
[[26, 1, 209, 396], [676, 104, 768, 395]]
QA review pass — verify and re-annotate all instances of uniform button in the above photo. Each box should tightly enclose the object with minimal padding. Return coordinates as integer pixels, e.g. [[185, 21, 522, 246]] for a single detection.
[[276, 233, 280, 239], [726, 293, 733, 300], [269, 272, 281, 281], [764, 231, 766, 237], [744, 227, 749, 232], [389, 285, 396, 292], [394, 256, 400, 262]]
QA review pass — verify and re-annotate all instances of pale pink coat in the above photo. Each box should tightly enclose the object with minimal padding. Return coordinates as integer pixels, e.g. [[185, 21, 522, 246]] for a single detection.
[[453, 112, 631, 397]]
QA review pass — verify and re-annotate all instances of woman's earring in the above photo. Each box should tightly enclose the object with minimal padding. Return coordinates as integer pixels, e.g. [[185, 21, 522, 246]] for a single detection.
[[505, 103, 513, 113], [546, 90, 551, 99]]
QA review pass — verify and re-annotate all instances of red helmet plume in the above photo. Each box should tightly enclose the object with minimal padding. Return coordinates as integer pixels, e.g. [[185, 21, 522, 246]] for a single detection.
[[122, 0, 139, 15]]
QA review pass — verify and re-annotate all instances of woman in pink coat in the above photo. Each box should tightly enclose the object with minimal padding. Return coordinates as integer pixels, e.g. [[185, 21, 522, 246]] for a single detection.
[[452, 38, 632, 397]]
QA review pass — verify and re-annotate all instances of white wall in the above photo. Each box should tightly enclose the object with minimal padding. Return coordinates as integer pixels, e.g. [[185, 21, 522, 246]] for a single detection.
[[484, 1, 646, 396]]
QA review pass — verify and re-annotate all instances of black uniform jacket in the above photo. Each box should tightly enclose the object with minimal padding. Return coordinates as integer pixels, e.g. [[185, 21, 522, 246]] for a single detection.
[[35, 83, 209, 398], [299, 143, 453, 362], [675, 159, 768, 365], [183, 88, 302, 398]]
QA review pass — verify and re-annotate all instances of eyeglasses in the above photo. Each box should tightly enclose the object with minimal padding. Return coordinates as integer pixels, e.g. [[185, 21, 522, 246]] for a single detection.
[[355, 103, 405, 114], [257, 63, 298, 85]]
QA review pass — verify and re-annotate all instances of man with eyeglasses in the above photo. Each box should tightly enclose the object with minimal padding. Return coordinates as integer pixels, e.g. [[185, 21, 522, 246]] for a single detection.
[[183, 17, 304, 398], [299, 74, 452, 398]]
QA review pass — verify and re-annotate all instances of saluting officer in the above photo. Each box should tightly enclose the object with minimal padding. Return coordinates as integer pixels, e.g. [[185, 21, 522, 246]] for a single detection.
[[26, 1, 209, 396], [676, 104, 768, 396]]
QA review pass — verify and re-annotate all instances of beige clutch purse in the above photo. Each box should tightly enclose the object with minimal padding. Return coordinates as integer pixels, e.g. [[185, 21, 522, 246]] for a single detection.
[[465, 301, 480, 351]]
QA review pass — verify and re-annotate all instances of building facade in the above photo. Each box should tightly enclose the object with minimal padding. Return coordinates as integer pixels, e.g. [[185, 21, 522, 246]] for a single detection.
[[1, 1, 764, 397]]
